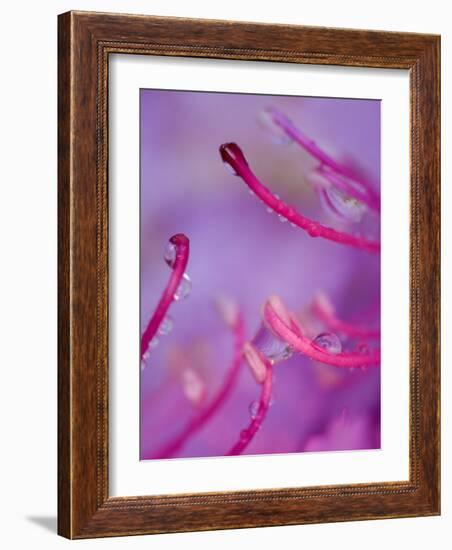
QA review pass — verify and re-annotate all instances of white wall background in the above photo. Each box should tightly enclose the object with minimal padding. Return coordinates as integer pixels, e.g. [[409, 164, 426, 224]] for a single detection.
[[0, 1, 449, 548]]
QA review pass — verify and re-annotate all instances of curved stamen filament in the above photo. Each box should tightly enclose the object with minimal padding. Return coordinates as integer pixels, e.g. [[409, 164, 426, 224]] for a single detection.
[[140, 233, 189, 360], [312, 292, 381, 339], [263, 296, 380, 368], [227, 343, 273, 456], [265, 106, 380, 206], [219, 143, 380, 253], [147, 308, 246, 459]]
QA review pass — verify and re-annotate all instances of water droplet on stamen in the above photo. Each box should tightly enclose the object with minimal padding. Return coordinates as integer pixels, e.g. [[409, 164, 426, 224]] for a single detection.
[[278, 215, 287, 223], [266, 206, 273, 214], [149, 337, 159, 349], [319, 186, 366, 224], [249, 401, 259, 419], [174, 273, 192, 301], [251, 324, 293, 364], [141, 337, 158, 367], [163, 242, 176, 267], [223, 161, 238, 176], [313, 332, 342, 354], [158, 315, 173, 336]]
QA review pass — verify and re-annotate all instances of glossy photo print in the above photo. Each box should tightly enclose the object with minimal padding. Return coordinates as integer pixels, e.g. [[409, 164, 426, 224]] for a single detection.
[[140, 89, 381, 461]]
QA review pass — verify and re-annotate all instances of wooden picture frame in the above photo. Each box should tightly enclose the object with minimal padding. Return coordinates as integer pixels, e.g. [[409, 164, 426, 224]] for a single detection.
[[58, 10, 440, 539]]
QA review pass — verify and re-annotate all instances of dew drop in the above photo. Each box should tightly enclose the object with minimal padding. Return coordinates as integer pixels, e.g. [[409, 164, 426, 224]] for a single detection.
[[248, 188, 254, 196], [158, 315, 173, 336], [313, 332, 342, 354], [266, 206, 273, 214], [163, 242, 176, 267], [142, 337, 159, 365], [251, 324, 293, 364], [249, 401, 259, 419], [319, 186, 366, 224], [148, 336, 159, 352], [223, 161, 238, 176], [149, 337, 159, 349], [174, 273, 192, 300], [278, 215, 287, 223]]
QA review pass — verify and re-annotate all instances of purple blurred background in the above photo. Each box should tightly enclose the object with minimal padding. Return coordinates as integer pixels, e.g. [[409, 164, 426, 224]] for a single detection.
[[140, 89, 381, 460]]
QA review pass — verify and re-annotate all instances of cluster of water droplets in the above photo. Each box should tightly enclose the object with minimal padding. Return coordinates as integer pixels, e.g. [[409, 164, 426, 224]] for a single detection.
[[141, 314, 174, 370], [163, 242, 192, 301], [311, 333, 374, 373], [141, 242, 192, 369]]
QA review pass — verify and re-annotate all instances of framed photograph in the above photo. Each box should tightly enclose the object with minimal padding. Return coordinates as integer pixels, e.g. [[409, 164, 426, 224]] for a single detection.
[[58, 11, 440, 538]]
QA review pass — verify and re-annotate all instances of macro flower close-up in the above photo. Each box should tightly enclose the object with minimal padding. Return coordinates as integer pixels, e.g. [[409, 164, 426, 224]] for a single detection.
[[139, 89, 381, 460]]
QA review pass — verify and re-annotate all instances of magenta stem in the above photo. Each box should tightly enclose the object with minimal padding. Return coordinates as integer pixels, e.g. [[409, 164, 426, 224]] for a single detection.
[[148, 313, 246, 459], [227, 350, 273, 456], [220, 143, 380, 253], [140, 233, 189, 360], [263, 302, 380, 368], [312, 295, 381, 339], [267, 107, 381, 207]]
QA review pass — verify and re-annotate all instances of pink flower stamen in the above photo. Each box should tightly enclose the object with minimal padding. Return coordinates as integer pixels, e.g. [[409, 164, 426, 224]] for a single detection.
[[219, 143, 380, 253], [227, 343, 273, 456], [312, 292, 381, 339], [265, 107, 381, 210], [263, 296, 380, 368], [147, 304, 246, 459], [140, 234, 190, 361]]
